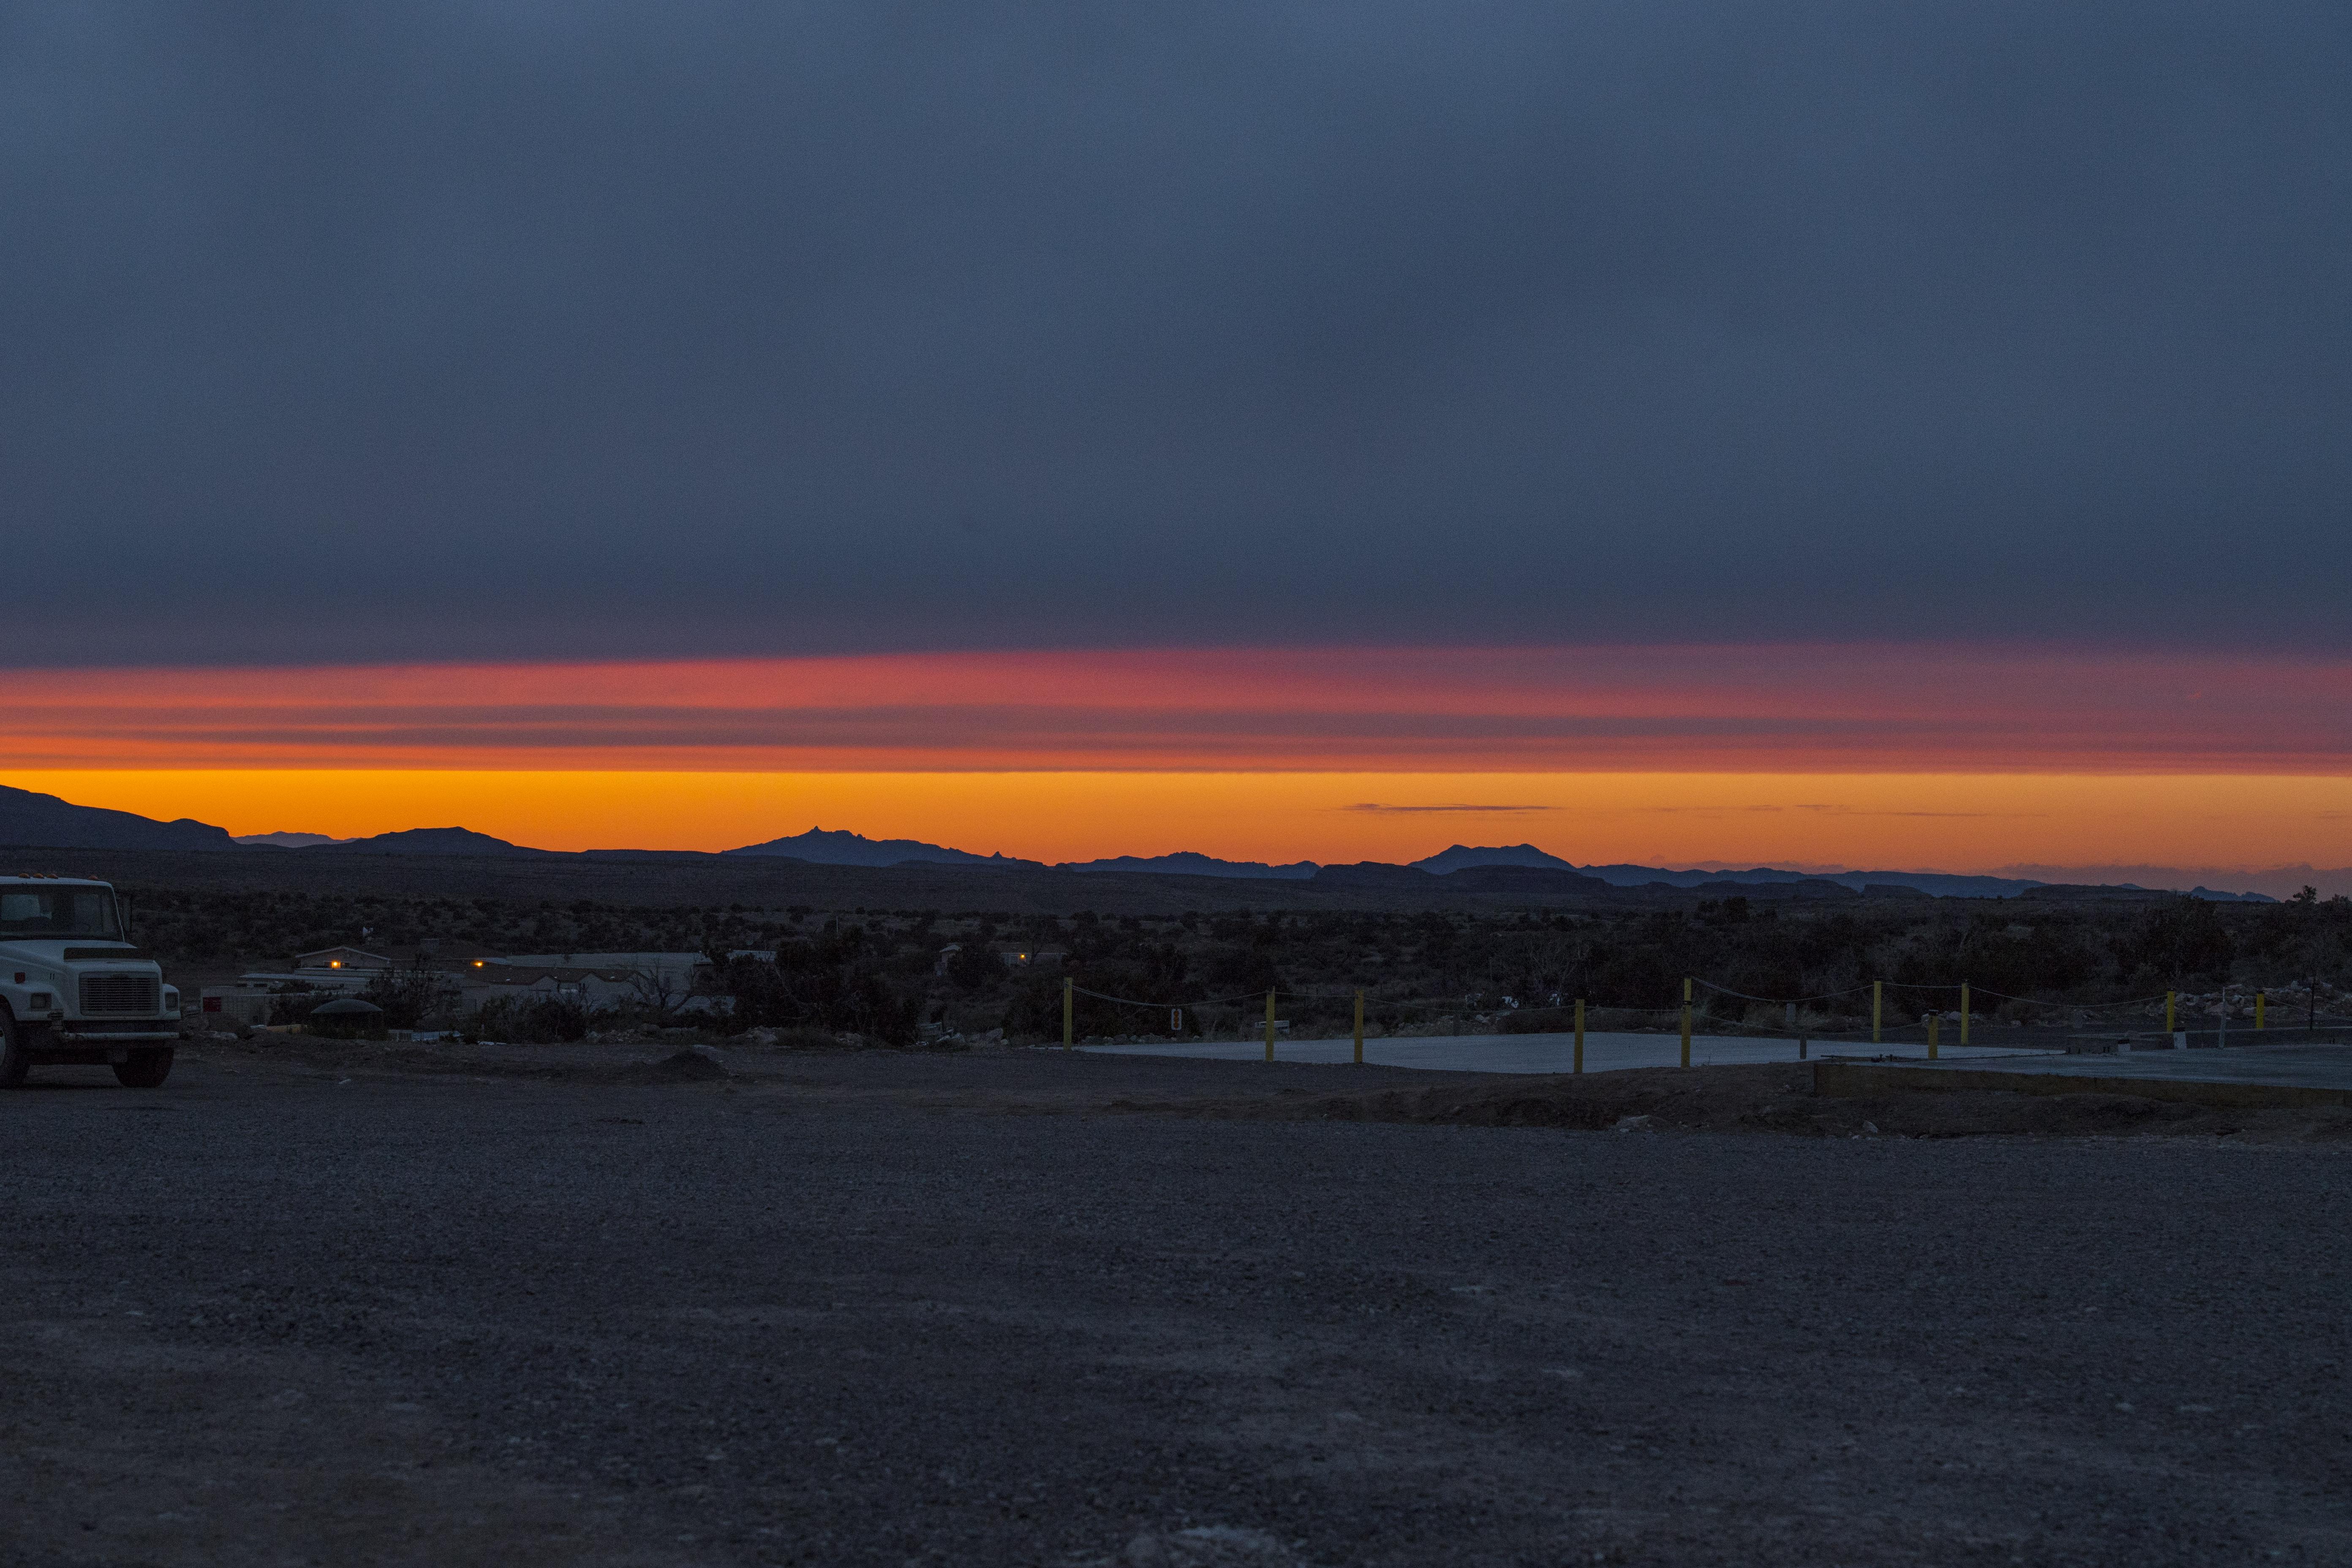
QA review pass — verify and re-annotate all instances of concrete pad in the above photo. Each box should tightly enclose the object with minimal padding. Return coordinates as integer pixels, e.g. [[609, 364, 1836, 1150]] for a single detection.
[[1832, 1039, 2352, 1108], [1080, 1031, 2063, 1075]]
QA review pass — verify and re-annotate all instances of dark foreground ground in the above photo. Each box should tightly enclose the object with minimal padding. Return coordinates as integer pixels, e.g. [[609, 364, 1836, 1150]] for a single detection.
[[0, 1045, 2344, 1567]]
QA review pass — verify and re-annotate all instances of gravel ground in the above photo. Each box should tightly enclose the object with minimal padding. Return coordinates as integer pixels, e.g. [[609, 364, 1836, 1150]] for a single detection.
[[0, 1045, 2344, 1567]]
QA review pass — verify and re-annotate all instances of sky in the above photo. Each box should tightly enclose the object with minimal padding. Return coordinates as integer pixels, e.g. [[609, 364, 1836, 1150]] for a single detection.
[[5, 4, 2349, 874]]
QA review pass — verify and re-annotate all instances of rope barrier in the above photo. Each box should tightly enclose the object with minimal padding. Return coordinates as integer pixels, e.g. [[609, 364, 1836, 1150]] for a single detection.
[[1960, 987, 2171, 1010], [1070, 984, 1265, 1010], [1692, 979, 1874, 1004], [1057, 974, 2342, 1033]]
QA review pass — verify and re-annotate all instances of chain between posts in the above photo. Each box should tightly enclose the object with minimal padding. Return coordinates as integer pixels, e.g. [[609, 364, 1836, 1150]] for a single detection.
[[1049, 975, 2341, 1062]]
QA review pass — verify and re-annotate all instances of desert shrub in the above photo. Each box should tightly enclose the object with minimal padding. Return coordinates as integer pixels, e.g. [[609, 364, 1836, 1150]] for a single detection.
[[700, 927, 919, 1045], [944, 943, 1004, 990], [2111, 896, 2236, 986], [464, 995, 589, 1044], [305, 1004, 386, 1041], [268, 988, 324, 1026], [359, 966, 461, 1029]]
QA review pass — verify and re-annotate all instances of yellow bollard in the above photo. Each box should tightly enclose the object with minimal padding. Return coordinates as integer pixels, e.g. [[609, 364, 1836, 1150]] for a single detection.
[[1960, 982, 1970, 1046], [1063, 977, 1073, 1049], [2166, 990, 2176, 1034], [1264, 989, 1276, 1062], [1353, 990, 1364, 1065], [1680, 977, 1692, 1069], [1928, 1012, 1939, 1061], [1872, 980, 1882, 1045], [1574, 997, 1585, 1075], [2257, 990, 2266, 1031]]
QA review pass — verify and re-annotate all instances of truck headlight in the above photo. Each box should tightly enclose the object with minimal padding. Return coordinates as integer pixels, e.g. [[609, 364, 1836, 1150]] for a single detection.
[[28, 992, 51, 1011], [162, 986, 181, 1017]]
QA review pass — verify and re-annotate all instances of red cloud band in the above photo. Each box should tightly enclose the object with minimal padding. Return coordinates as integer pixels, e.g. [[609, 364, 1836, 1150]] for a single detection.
[[3, 645, 2348, 771]]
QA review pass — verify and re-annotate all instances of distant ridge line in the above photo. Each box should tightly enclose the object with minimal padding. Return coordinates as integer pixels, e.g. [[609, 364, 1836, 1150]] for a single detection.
[[0, 785, 2294, 899]]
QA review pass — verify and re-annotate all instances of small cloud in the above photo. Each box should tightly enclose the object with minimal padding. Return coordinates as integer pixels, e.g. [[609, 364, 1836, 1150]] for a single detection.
[[1876, 811, 2043, 819], [1639, 804, 2031, 819], [1339, 802, 1559, 814]]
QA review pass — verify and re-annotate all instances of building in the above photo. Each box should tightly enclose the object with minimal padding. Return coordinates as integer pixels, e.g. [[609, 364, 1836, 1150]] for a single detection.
[[197, 986, 278, 1026], [294, 938, 507, 972], [295, 945, 389, 972], [237, 942, 725, 1022], [237, 965, 374, 996], [463, 964, 729, 1016], [292, 937, 507, 974], [458, 964, 642, 1012]]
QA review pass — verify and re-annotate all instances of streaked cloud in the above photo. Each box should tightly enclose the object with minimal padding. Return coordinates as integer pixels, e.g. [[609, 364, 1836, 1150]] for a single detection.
[[5, 643, 2350, 772]]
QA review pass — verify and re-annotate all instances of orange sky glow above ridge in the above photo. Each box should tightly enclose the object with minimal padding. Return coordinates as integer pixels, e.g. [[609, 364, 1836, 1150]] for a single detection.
[[9, 768, 2352, 879], [5, 644, 2349, 873]]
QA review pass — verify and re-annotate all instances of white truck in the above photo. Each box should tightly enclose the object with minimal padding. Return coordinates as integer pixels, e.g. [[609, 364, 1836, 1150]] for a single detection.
[[0, 875, 180, 1088]]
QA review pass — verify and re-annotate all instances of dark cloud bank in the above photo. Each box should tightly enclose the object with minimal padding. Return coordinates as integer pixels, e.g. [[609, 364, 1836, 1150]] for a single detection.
[[5, 2, 2348, 667]]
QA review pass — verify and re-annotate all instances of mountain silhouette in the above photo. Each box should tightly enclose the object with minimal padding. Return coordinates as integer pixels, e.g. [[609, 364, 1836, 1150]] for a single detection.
[[0, 784, 239, 852]]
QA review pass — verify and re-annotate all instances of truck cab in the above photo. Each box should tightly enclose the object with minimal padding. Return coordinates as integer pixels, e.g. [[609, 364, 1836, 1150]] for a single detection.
[[0, 875, 180, 1088]]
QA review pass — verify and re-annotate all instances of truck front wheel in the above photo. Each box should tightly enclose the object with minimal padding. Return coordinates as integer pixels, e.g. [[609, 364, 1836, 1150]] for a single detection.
[[114, 1049, 173, 1089], [0, 1015, 28, 1089]]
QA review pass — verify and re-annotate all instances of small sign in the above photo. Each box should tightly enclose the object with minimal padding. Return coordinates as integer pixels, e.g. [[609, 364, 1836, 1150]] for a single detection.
[[1170, 1008, 1183, 1032]]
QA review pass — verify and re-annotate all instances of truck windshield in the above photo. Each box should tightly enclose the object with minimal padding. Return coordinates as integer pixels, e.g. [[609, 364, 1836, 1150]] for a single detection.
[[0, 888, 123, 941]]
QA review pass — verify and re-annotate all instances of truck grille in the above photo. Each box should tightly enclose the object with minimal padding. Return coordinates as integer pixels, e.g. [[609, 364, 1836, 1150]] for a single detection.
[[79, 973, 159, 1015]]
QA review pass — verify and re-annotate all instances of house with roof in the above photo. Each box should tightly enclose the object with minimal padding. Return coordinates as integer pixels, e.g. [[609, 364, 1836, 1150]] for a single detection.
[[296, 937, 507, 973], [457, 963, 726, 1015], [296, 945, 389, 972]]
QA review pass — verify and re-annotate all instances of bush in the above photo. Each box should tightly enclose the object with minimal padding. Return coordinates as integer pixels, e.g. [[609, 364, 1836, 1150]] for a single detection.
[[463, 995, 590, 1044], [268, 988, 324, 1026], [773, 1027, 844, 1049], [2112, 896, 2235, 986], [945, 943, 1005, 990], [306, 1004, 386, 1041], [699, 932, 920, 1045], [359, 966, 461, 1029]]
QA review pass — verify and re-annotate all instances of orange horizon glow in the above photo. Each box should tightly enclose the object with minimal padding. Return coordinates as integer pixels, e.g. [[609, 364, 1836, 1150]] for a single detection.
[[9, 768, 2352, 883]]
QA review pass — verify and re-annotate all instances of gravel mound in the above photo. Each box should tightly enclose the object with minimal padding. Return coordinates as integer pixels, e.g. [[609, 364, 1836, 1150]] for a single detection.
[[1115, 1062, 2352, 1140], [607, 1048, 730, 1084]]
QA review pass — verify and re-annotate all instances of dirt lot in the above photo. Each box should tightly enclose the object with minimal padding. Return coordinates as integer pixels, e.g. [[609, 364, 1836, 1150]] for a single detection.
[[0, 1042, 2344, 1566]]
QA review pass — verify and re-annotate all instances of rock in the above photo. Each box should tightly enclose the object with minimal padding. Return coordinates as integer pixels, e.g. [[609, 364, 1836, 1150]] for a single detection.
[[1862, 1121, 1878, 1133], [1612, 1114, 1654, 1133], [613, 1050, 729, 1084], [1119, 1526, 1300, 1566]]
